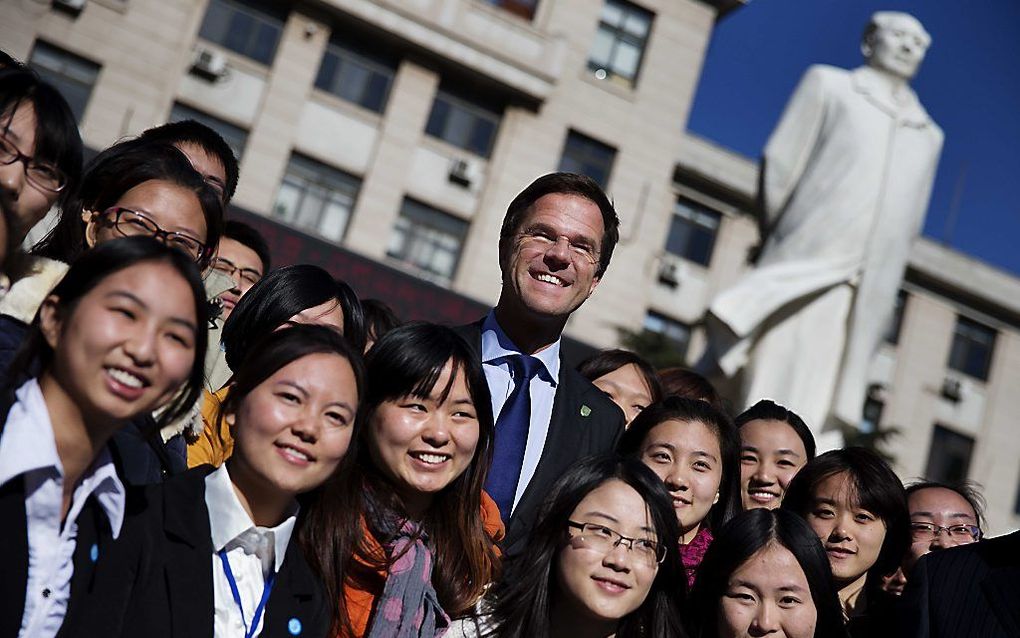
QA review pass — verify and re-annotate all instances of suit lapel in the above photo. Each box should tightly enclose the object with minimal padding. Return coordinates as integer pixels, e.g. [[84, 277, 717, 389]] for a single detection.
[[981, 566, 1020, 636], [262, 539, 326, 638], [162, 471, 215, 638], [0, 477, 28, 638]]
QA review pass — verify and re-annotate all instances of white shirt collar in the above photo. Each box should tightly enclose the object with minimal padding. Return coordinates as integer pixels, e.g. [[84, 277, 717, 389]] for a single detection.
[[480, 310, 560, 384], [0, 378, 126, 537], [205, 463, 298, 574]]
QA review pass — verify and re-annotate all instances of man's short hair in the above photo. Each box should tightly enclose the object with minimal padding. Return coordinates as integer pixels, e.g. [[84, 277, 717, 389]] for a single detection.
[[223, 219, 270, 274], [138, 119, 239, 201], [499, 172, 620, 278]]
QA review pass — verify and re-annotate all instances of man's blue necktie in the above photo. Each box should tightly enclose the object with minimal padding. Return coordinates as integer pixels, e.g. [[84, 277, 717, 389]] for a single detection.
[[485, 353, 543, 524]]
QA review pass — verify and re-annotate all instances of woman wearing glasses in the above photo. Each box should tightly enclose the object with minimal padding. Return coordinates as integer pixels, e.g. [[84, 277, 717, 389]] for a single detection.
[[447, 455, 687, 638], [0, 68, 82, 270]]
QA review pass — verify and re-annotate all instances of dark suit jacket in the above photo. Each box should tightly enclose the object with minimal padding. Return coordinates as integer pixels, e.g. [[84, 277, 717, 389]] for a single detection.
[[898, 529, 1020, 638], [0, 389, 113, 638], [455, 319, 625, 556], [64, 466, 330, 638]]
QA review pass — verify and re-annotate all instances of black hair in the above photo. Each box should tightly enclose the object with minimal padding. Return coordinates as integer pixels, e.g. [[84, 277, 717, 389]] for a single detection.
[[8, 236, 208, 431], [221, 264, 366, 370], [781, 448, 910, 583], [499, 172, 620, 278], [577, 348, 664, 405], [688, 508, 848, 638], [137, 119, 239, 200], [657, 367, 728, 414], [618, 396, 742, 536], [221, 324, 365, 503], [904, 480, 986, 532], [735, 399, 816, 460], [0, 68, 83, 232], [361, 298, 401, 349], [32, 142, 223, 266], [222, 219, 271, 273], [486, 455, 687, 638], [0, 50, 22, 69]]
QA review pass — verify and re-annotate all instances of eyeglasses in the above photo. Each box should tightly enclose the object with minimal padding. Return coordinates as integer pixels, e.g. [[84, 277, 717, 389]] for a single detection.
[[210, 256, 262, 287], [99, 207, 211, 264], [517, 227, 600, 267], [909, 522, 981, 542], [566, 520, 665, 566], [0, 134, 68, 193]]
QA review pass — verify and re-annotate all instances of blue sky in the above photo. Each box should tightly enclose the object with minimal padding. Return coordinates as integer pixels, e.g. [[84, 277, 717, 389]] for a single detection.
[[687, 0, 1020, 275]]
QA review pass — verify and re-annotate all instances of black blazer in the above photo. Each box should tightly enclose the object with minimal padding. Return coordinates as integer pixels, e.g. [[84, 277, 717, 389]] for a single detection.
[[64, 466, 330, 638], [0, 388, 114, 638], [897, 530, 1020, 638], [455, 320, 625, 556]]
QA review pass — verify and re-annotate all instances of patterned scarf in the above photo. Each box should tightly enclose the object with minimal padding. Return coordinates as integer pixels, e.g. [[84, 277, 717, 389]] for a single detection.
[[679, 526, 714, 590], [366, 512, 450, 638]]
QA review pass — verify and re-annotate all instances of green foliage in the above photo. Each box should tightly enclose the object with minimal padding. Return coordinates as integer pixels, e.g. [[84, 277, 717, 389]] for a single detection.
[[841, 422, 901, 465]]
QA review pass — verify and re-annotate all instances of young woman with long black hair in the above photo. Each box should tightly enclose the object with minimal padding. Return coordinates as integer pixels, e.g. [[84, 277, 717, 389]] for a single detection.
[[189, 264, 366, 468], [302, 322, 502, 637], [68, 324, 364, 638], [0, 236, 207, 637], [688, 508, 848, 638], [448, 455, 688, 638]]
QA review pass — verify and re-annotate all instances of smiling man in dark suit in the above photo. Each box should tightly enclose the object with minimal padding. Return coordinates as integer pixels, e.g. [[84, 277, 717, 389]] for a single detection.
[[457, 172, 625, 556], [898, 529, 1020, 638]]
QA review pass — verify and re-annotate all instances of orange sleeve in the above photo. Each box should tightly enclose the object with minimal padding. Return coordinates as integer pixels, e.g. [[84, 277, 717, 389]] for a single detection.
[[481, 489, 506, 552], [187, 387, 233, 468]]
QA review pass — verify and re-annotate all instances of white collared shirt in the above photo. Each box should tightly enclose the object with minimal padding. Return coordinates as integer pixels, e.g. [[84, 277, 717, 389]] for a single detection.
[[205, 464, 298, 638], [480, 310, 561, 514], [0, 379, 126, 638]]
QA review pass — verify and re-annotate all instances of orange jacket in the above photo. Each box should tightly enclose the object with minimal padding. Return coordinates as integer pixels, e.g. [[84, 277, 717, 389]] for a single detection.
[[340, 492, 504, 637], [187, 386, 232, 468]]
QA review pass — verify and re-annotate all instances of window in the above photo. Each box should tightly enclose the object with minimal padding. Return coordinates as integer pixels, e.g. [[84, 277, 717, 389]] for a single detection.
[[665, 198, 721, 267], [315, 38, 396, 113], [925, 425, 974, 484], [387, 199, 468, 283], [947, 316, 996, 381], [28, 41, 100, 123], [884, 290, 908, 345], [860, 396, 884, 434], [643, 311, 691, 360], [587, 0, 654, 87], [169, 103, 249, 160], [482, 0, 539, 20], [273, 154, 360, 243], [558, 130, 616, 190], [198, 0, 287, 66], [425, 89, 501, 157]]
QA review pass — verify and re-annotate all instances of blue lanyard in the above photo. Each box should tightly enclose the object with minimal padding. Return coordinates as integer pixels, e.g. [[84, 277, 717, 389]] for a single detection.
[[218, 549, 276, 638]]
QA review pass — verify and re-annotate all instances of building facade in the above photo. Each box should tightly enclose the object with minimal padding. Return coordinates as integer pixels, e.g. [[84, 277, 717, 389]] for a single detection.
[[6, 0, 1020, 535]]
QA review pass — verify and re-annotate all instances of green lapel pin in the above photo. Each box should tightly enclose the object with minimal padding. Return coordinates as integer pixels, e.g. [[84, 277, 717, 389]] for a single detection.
[[580, 405, 592, 417]]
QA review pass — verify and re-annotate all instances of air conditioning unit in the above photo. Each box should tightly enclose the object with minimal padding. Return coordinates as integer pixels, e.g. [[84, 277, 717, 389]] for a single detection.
[[448, 158, 477, 188], [190, 47, 228, 81], [657, 256, 680, 289], [53, 0, 87, 13], [941, 377, 962, 403]]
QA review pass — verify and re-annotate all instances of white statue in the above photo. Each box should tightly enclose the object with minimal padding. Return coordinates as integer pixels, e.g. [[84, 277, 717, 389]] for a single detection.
[[699, 12, 943, 435]]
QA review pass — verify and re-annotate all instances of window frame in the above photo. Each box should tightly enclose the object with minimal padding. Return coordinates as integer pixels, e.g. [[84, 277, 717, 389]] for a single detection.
[[314, 38, 397, 114], [947, 315, 997, 381], [586, 0, 655, 88], [664, 197, 722, 267], [386, 198, 469, 283], [924, 424, 975, 485], [558, 129, 617, 190], [643, 310, 691, 360], [197, 0, 288, 66], [272, 153, 362, 244], [27, 41, 101, 124], [424, 89, 502, 158], [169, 103, 249, 161]]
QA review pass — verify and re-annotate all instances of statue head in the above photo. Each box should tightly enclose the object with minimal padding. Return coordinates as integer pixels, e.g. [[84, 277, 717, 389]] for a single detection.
[[861, 12, 931, 81]]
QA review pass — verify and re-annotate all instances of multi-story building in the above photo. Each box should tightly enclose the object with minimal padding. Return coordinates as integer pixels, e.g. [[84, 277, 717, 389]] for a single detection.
[[6, 0, 1019, 534]]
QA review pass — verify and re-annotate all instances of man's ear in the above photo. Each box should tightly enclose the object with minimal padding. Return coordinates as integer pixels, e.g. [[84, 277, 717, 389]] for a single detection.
[[82, 210, 100, 249], [39, 294, 64, 350], [586, 274, 601, 299]]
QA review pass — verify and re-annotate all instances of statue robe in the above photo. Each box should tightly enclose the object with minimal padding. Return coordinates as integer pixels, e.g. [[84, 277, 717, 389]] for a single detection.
[[704, 64, 943, 430]]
